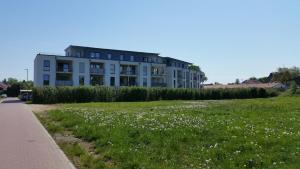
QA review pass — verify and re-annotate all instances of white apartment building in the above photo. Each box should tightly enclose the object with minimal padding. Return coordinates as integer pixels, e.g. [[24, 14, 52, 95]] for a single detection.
[[34, 45, 205, 88]]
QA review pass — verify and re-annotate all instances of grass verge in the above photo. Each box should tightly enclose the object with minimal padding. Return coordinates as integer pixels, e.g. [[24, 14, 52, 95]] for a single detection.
[[37, 97, 300, 169]]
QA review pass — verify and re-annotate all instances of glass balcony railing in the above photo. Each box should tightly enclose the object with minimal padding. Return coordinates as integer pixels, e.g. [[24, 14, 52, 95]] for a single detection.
[[151, 72, 166, 76], [120, 70, 137, 75], [56, 80, 73, 86], [90, 68, 105, 75], [151, 82, 167, 87], [56, 67, 72, 73]]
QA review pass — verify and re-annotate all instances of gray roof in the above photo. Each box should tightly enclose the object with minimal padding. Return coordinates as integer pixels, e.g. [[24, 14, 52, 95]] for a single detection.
[[65, 45, 160, 56]]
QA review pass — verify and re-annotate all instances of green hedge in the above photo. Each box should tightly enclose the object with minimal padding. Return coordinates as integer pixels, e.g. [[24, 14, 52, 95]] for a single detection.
[[32, 86, 278, 104]]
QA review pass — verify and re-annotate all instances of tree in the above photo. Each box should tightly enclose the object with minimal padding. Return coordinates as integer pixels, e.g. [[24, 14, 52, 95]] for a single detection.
[[258, 77, 269, 83], [2, 78, 34, 97], [7, 78, 18, 85], [6, 83, 21, 97], [272, 67, 300, 84], [249, 77, 257, 80], [2, 78, 7, 83], [290, 81, 298, 95], [235, 79, 240, 84]]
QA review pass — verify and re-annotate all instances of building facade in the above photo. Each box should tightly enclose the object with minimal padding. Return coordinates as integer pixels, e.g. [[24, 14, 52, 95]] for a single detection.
[[34, 45, 205, 88]]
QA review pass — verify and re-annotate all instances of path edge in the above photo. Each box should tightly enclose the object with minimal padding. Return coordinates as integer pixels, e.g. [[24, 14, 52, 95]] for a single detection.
[[25, 104, 77, 169]]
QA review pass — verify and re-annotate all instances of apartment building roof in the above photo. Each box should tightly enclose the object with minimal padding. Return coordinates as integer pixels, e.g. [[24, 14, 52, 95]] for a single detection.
[[66, 45, 160, 56], [164, 57, 192, 64]]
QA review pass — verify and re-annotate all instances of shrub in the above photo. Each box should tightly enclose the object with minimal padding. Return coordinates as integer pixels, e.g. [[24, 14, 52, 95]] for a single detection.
[[32, 86, 277, 104]]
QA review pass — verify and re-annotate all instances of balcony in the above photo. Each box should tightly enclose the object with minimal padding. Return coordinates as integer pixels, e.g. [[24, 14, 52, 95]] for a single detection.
[[120, 70, 137, 76], [56, 66, 72, 73], [151, 82, 167, 87], [151, 72, 166, 77], [90, 68, 105, 75], [56, 80, 73, 86], [56, 62, 72, 73]]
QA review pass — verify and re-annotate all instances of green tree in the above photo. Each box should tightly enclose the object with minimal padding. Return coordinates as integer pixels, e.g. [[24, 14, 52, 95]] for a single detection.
[[290, 81, 298, 95], [7, 78, 18, 85], [272, 67, 299, 84]]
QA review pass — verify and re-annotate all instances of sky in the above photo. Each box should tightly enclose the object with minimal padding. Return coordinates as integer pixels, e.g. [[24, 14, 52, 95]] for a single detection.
[[0, 0, 299, 84]]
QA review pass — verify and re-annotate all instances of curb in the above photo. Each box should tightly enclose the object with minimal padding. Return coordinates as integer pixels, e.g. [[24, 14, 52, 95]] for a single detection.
[[25, 105, 77, 169]]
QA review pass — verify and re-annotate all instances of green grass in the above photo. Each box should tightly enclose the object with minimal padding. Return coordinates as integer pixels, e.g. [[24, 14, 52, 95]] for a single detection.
[[37, 96, 300, 169]]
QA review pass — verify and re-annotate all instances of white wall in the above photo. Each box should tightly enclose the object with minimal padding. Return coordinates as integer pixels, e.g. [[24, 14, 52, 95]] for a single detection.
[[34, 55, 202, 89]]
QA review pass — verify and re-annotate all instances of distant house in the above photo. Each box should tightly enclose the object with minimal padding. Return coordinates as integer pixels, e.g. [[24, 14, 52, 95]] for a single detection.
[[242, 79, 262, 84], [204, 82, 287, 90], [0, 82, 9, 91]]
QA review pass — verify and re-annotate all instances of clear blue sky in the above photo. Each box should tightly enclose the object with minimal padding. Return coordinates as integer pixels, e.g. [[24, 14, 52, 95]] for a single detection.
[[0, 0, 299, 83]]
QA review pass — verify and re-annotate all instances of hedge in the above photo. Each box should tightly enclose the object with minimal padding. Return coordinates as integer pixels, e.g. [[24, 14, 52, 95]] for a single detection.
[[32, 86, 278, 104]]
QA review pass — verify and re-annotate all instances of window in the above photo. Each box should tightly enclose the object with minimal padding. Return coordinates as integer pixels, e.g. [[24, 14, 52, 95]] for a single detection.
[[152, 68, 159, 75], [110, 64, 115, 74], [76, 52, 81, 57], [143, 78, 147, 87], [63, 64, 69, 72], [79, 75, 84, 85], [174, 80, 176, 88], [130, 56, 134, 61], [90, 52, 95, 58], [43, 60, 50, 71], [108, 54, 112, 59], [95, 53, 100, 58], [143, 66, 147, 76], [174, 70, 176, 78], [120, 55, 123, 61], [110, 77, 115, 86], [79, 62, 85, 73], [124, 55, 130, 61], [43, 74, 50, 86], [143, 57, 148, 62]]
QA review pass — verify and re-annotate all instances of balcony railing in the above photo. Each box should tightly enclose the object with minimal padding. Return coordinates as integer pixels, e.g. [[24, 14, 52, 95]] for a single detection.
[[151, 72, 166, 76], [56, 67, 72, 73], [151, 82, 167, 87], [90, 68, 105, 75], [177, 74, 184, 79], [120, 70, 137, 76], [56, 80, 73, 86], [120, 82, 138, 86]]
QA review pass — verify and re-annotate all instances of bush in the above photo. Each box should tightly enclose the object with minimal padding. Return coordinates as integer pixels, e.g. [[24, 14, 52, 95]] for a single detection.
[[6, 84, 21, 97], [32, 86, 278, 104]]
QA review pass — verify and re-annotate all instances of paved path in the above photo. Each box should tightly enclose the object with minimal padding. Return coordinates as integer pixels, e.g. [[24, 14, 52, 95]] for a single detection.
[[0, 98, 75, 169]]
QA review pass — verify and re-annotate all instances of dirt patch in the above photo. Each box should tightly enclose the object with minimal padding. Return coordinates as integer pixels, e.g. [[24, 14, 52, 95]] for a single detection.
[[54, 133, 81, 143], [29, 104, 60, 113], [54, 133, 100, 158]]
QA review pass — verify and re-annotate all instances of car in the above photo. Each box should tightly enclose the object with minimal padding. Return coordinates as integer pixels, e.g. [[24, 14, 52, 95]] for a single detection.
[[19, 90, 32, 101]]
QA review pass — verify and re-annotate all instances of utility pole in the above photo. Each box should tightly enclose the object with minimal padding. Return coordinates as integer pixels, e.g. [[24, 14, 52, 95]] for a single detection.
[[24, 68, 28, 82]]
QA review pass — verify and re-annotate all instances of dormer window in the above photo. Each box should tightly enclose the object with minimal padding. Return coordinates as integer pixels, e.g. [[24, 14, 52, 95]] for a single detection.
[[120, 55, 123, 61], [95, 53, 100, 58], [90, 52, 95, 58], [143, 57, 148, 62], [76, 52, 81, 57], [108, 54, 112, 59]]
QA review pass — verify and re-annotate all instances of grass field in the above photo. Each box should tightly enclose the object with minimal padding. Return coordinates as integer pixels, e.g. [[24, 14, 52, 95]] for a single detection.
[[37, 95, 300, 169]]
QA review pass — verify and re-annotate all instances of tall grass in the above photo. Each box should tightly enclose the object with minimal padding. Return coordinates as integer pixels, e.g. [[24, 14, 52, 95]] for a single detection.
[[32, 86, 278, 104]]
